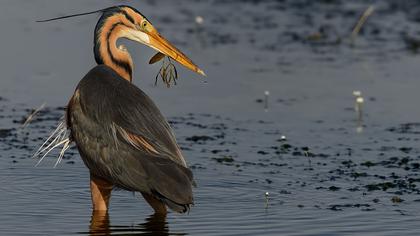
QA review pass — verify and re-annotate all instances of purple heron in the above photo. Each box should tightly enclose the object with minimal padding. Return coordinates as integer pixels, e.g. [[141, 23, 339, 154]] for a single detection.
[[40, 5, 204, 215]]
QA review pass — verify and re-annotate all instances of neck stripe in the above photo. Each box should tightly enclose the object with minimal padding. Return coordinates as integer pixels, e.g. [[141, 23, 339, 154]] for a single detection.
[[105, 22, 133, 78]]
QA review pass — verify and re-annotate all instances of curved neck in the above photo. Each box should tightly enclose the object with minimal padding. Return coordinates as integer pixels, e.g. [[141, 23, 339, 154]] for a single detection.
[[94, 14, 134, 82]]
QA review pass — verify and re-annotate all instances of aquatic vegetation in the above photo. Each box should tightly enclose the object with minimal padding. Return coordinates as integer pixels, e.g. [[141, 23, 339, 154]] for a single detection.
[[3, 0, 420, 234], [20, 102, 46, 129], [153, 56, 178, 88]]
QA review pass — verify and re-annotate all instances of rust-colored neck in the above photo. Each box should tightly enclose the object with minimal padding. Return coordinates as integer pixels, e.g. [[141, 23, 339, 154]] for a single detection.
[[94, 14, 134, 82]]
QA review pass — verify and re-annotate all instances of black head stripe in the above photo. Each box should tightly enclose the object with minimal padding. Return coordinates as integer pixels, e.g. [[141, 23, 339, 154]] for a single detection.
[[121, 9, 135, 24]]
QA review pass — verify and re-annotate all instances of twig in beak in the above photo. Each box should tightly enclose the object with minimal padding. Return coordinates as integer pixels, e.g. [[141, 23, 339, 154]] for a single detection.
[[155, 57, 179, 88]]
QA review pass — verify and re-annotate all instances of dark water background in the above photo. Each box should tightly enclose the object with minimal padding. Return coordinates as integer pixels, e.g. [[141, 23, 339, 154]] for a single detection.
[[2, 0, 420, 235]]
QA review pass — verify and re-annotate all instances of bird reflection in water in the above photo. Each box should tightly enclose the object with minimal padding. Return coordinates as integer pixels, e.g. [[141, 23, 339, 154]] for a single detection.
[[89, 210, 185, 236], [89, 211, 110, 235]]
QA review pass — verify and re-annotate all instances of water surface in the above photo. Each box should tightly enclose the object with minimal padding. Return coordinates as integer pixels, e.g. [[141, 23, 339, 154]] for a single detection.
[[2, 0, 420, 235]]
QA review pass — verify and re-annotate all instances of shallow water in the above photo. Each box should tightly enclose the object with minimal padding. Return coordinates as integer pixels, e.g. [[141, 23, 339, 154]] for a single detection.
[[2, 0, 420, 235]]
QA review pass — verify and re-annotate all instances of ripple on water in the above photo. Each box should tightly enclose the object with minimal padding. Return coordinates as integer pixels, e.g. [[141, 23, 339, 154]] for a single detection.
[[3, 0, 420, 235], [3, 100, 420, 235]]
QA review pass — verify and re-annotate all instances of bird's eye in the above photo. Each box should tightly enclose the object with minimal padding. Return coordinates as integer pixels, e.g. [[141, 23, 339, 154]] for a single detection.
[[142, 21, 148, 29]]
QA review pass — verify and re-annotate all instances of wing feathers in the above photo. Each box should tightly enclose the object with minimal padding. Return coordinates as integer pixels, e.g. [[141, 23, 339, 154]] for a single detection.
[[115, 124, 159, 154], [69, 65, 195, 210]]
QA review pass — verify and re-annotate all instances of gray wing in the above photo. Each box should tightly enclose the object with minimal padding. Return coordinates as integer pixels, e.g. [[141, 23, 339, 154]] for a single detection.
[[67, 65, 193, 211], [75, 65, 186, 166]]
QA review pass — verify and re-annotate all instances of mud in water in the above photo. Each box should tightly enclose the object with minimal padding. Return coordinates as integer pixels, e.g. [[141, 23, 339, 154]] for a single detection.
[[2, 0, 420, 235]]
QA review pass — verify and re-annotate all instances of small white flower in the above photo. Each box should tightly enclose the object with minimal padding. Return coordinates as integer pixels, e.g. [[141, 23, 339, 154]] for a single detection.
[[195, 16, 204, 24]]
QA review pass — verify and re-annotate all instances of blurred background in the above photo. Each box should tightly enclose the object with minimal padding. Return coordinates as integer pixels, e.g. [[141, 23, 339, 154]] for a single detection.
[[2, 0, 420, 235]]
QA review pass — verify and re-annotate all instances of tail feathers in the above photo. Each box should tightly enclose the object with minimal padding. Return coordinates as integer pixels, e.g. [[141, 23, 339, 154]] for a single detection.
[[162, 198, 190, 213], [152, 190, 192, 214], [140, 154, 194, 210]]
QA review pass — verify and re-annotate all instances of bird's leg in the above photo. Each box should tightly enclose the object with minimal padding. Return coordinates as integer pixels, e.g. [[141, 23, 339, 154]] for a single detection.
[[141, 192, 167, 215], [89, 209, 110, 234], [90, 175, 113, 211]]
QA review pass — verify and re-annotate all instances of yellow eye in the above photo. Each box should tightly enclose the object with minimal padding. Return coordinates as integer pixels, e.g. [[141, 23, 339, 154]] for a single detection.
[[141, 21, 148, 29]]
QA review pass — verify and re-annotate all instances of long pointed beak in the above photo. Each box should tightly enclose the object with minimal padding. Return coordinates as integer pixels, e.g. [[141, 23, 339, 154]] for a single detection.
[[127, 28, 205, 76]]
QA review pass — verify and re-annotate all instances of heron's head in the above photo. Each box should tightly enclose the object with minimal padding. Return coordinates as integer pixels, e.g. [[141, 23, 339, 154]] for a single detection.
[[94, 5, 205, 80]]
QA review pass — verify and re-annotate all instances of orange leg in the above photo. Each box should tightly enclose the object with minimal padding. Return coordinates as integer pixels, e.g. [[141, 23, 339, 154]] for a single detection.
[[90, 175, 113, 211], [141, 192, 167, 215], [89, 210, 110, 235]]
